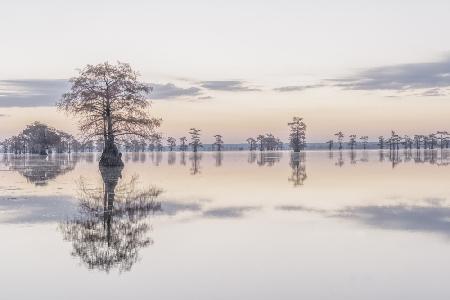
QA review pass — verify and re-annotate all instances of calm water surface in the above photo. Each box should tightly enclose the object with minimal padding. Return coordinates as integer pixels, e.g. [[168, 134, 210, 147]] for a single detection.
[[1, 150, 450, 299]]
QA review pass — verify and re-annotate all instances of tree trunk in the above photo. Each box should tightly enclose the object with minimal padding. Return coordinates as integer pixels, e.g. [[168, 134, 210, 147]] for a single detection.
[[99, 113, 123, 167]]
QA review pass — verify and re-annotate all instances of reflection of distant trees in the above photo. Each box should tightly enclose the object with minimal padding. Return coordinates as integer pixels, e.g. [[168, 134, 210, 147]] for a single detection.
[[189, 153, 202, 175], [59, 166, 162, 273], [180, 152, 187, 166], [329, 149, 450, 167], [168, 152, 176, 165], [256, 152, 282, 167], [2, 154, 78, 186], [213, 152, 223, 167], [247, 152, 257, 164], [289, 152, 307, 187]]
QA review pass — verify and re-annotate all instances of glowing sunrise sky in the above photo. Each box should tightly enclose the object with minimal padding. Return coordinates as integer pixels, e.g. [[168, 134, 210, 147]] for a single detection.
[[1, 0, 450, 143]]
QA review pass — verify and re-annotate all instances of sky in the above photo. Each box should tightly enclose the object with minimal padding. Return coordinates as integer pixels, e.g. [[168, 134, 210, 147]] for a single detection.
[[1, 0, 450, 143]]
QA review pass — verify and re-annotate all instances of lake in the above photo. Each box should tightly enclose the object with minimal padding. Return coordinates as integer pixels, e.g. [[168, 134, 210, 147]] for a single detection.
[[1, 150, 450, 300]]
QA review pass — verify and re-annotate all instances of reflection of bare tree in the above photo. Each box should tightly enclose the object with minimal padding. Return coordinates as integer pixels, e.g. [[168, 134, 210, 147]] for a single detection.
[[288, 152, 307, 187], [248, 152, 257, 164], [59, 166, 162, 273], [349, 150, 357, 164], [168, 152, 176, 165], [180, 152, 186, 166], [2, 154, 78, 186], [213, 152, 223, 167], [257, 152, 282, 167], [189, 153, 202, 175], [335, 151, 344, 167]]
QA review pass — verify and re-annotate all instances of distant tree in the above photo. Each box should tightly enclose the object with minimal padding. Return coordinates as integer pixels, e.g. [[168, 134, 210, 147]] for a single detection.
[[436, 131, 448, 149], [326, 140, 333, 151], [152, 134, 163, 152], [179, 137, 188, 151], [288, 116, 306, 152], [348, 134, 357, 150], [334, 132, 344, 150], [378, 136, 385, 149], [167, 137, 176, 151], [213, 134, 224, 151], [256, 135, 265, 151], [413, 135, 422, 150], [246, 137, 257, 151], [189, 128, 202, 152], [360, 136, 368, 150], [57, 62, 161, 167]]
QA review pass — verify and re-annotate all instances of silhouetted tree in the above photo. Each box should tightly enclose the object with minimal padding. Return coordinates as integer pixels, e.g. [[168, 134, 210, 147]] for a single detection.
[[58, 62, 161, 167], [326, 140, 334, 151], [378, 136, 385, 149], [247, 137, 257, 151], [179, 137, 188, 151], [189, 128, 202, 152], [288, 116, 306, 152], [213, 134, 224, 151], [167, 137, 176, 151], [360, 136, 368, 150], [348, 134, 357, 150], [334, 131, 344, 150]]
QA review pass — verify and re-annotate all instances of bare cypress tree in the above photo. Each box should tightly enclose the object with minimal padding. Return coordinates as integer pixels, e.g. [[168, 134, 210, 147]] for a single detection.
[[378, 136, 385, 149], [167, 137, 176, 151], [334, 131, 344, 150], [436, 131, 448, 149], [179, 137, 188, 151], [288, 117, 306, 152], [360, 136, 368, 150], [189, 128, 202, 152], [246, 137, 257, 151], [57, 62, 161, 167], [213, 134, 224, 151], [348, 134, 357, 150], [326, 140, 334, 151], [256, 135, 265, 151]]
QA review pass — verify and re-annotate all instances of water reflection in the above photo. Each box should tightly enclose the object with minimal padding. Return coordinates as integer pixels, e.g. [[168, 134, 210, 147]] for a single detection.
[[168, 152, 176, 165], [335, 202, 450, 236], [252, 152, 282, 167], [2, 154, 78, 186], [189, 153, 202, 175], [288, 152, 307, 187], [213, 152, 223, 167], [59, 166, 162, 273]]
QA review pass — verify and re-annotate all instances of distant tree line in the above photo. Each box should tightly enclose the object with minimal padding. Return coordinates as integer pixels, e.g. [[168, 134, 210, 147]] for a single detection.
[[327, 130, 450, 151]]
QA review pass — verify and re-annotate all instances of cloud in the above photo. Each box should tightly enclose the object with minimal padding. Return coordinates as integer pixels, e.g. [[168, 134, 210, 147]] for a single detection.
[[150, 83, 202, 100], [0, 79, 69, 107], [276, 205, 326, 213], [273, 84, 324, 92], [202, 206, 260, 218], [0, 79, 204, 106], [0, 195, 77, 224], [334, 204, 450, 237], [200, 80, 260, 92], [330, 57, 450, 94], [158, 200, 202, 216]]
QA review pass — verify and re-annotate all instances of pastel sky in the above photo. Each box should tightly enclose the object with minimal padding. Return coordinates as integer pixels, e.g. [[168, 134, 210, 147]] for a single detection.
[[1, 0, 450, 143]]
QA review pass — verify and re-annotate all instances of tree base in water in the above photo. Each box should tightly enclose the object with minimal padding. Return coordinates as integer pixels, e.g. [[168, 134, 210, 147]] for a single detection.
[[99, 145, 124, 167]]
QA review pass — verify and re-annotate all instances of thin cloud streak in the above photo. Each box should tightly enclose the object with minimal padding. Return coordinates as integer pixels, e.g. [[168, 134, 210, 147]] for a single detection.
[[200, 80, 260, 92]]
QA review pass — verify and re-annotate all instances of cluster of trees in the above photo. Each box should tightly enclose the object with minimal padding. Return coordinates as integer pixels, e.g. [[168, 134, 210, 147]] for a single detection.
[[1, 122, 81, 155], [246, 134, 284, 151], [327, 130, 450, 151]]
